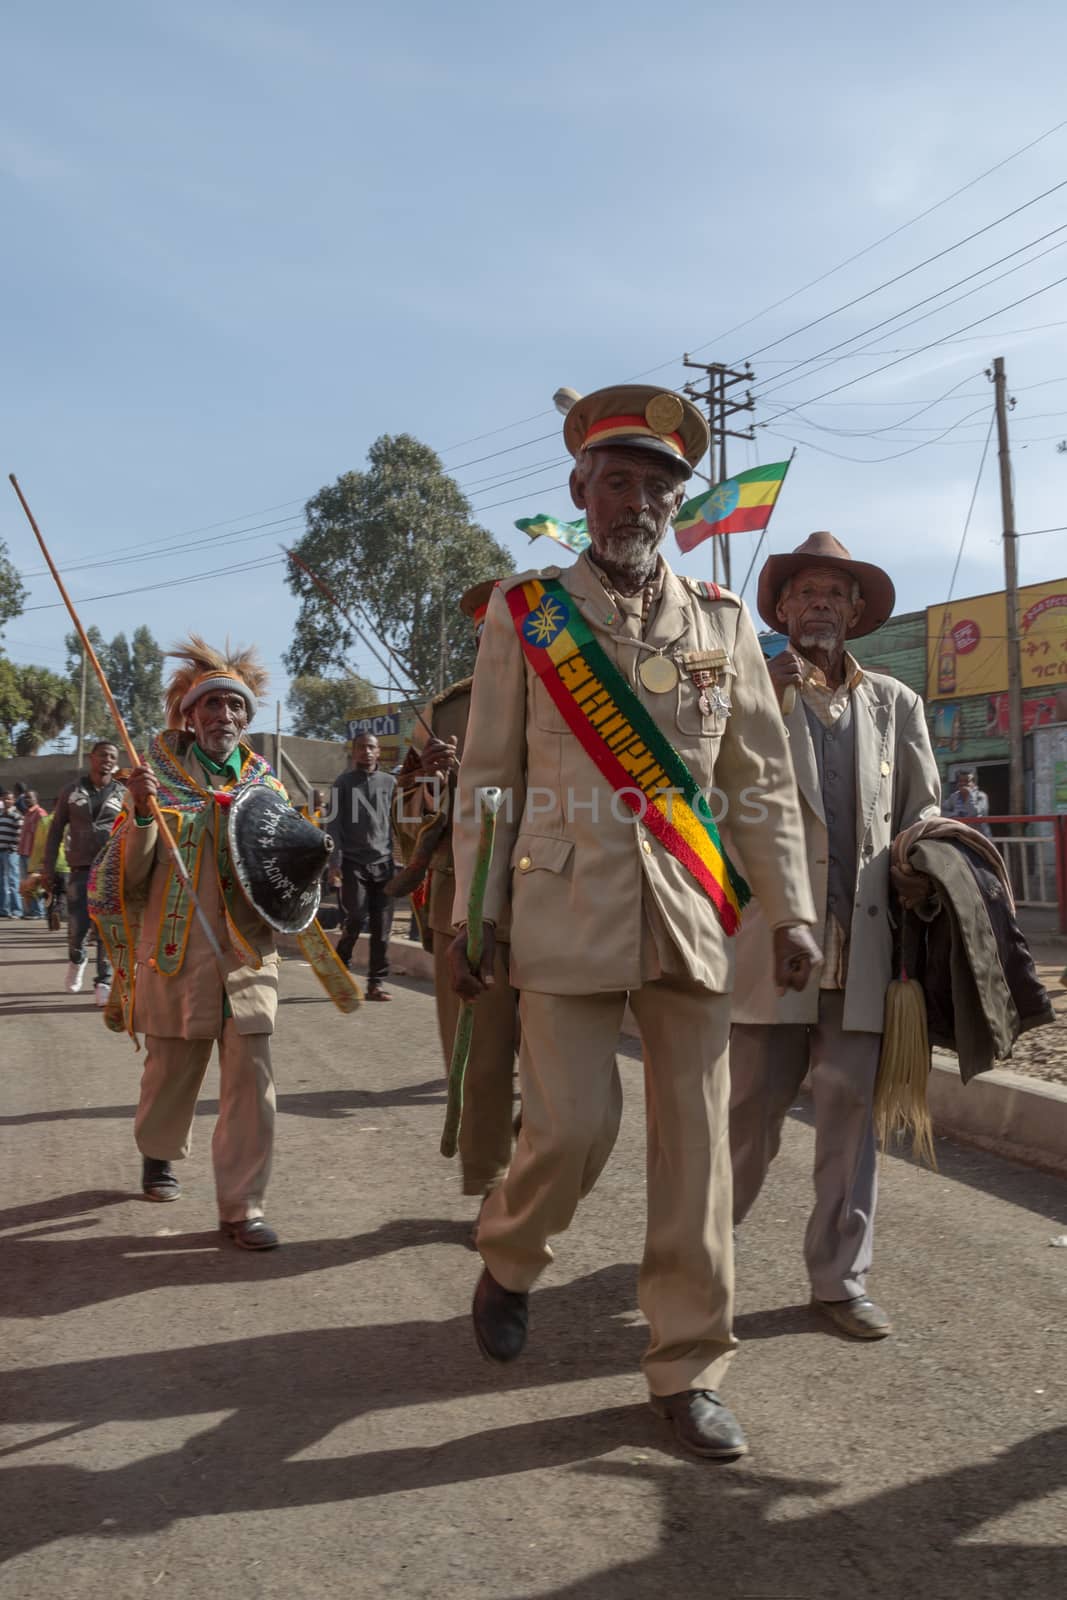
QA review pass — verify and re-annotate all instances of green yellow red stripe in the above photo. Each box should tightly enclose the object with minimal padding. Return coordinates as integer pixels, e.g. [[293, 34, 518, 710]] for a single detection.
[[507, 577, 749, 933]]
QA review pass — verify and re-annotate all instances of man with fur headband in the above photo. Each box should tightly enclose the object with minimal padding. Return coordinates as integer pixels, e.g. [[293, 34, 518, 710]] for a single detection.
[[91, 638, 303, 1249]]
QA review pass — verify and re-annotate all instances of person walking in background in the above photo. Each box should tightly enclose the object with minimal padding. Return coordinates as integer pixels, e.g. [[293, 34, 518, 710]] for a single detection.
[[942, 769, 992, 839], [0, 791, 23, 918], [327, 732, 396, 1001], [17, 791, 48, 918], [41, 741, 125, 1002]]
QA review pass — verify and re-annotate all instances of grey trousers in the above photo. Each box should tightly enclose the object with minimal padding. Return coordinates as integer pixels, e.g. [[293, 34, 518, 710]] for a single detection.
[[729, 991, 881, 1302]]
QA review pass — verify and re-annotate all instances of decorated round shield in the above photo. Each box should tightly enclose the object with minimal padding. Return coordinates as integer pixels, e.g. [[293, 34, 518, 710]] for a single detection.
[[227, 784, 333, 934]]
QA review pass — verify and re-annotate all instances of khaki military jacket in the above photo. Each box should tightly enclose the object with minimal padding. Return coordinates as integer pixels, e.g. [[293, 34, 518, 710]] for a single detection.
[[395, 679, 510, 941], [122, 747, 280, 1040], [729, 670, 941, 1032], [451, 553, 816, 995]]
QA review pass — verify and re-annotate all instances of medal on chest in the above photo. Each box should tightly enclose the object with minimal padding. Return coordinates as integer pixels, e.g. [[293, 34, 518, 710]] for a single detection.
[[638, 654, 679, 693]]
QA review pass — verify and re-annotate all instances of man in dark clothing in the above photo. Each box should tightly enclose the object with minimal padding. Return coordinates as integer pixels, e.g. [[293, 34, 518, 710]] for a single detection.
[[42, 740, 125, 1003], [327, 732, 397, 1001], [0, 791, 22, 918]]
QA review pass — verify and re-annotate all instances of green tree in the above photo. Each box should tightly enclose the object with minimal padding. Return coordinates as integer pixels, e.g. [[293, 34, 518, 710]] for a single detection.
[[0, 537, 26, 641], [64, 624, 164, 747], [0, 660, 75, 756], [283, 434, 514, 693], [287, 671, 378, 740]]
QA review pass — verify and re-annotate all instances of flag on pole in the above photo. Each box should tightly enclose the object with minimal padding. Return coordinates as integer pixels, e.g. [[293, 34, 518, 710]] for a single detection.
[[515, 512, 591, 553], [674, 460, 791, 554]]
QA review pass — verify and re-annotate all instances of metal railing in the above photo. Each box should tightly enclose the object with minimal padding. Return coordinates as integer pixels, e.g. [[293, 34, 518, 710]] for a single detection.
[[983, 814, 1067, 933]]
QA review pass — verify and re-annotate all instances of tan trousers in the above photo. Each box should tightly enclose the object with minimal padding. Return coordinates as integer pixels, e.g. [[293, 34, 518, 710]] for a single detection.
[[134, 1023, 276, 1223], [477, 979, 735, 1396], [730, 991, 881, 1301], [433, 931, 518, 1196]]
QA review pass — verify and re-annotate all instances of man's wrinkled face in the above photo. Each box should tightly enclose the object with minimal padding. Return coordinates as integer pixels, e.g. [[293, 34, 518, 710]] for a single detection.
[[89, 745, 119, 786], [353, 735, 380, 772], [570, 447, 687, 583], [776, 565, 864, 653], [189, 691, 248, 760]]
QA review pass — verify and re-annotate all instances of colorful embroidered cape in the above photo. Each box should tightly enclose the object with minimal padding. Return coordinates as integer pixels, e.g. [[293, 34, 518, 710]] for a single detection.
[[89, 731, 359, 1037], [507, 576, 750, 935]]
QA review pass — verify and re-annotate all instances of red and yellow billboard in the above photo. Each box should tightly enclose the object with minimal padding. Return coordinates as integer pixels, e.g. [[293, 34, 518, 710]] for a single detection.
[[926, 578, 1067, 700]]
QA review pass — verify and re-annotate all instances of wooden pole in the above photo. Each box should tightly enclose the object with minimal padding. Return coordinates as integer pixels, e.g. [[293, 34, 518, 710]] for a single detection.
[[992, 358, 1026, 814], [8, 474, 228, 966]]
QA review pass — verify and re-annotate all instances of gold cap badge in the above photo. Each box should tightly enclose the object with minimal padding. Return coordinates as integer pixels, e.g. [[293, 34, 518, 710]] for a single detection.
[[645, 393, 685, 436]]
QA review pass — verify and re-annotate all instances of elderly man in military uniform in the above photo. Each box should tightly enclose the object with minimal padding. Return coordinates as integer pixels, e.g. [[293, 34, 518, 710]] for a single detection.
[[450, 384, 819, 1461], [729, 533, 941, 1339]]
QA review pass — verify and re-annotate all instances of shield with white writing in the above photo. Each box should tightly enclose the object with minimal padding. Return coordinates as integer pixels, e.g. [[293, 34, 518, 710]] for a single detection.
[[227, 785, 333, 934]]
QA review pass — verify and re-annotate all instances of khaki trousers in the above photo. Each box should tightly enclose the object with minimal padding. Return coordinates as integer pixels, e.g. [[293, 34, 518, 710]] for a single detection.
[[432, 931, 518, 1196], [134, 1023, 276, 1223], [729, 990, 881, 1301], [477, 979, 735, 1397]]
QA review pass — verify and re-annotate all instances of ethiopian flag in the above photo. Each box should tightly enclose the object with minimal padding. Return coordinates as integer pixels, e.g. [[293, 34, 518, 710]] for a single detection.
[[514, 512, 591, 554], [674, 459, 792, 553]]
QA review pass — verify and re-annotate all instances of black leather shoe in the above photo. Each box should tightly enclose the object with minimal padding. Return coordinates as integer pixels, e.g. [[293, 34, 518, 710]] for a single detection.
[[472, 1266, 528, 1362], [142, 1157, 181, 1202], [650, 1390, 749, 1460], [220, 1218, 280, 1250]]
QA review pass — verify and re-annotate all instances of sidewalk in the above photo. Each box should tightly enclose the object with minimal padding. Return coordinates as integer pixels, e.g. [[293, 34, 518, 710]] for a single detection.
[[1, 919, 1065, 1599]]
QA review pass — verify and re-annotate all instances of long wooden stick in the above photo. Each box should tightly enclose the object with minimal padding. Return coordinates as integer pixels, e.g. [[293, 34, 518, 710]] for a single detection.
[[8, 474, 228, 967], [282, 546, 435, 740]]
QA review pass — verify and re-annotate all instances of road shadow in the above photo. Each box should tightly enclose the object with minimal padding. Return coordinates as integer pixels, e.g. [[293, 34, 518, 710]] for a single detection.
[[0, 1262, 646, 1564], [3, 1212, 481, 1317], [788, 1099, 1067, 1222], [0, 1079, 447, 1129], [0, 1189, 131, 1232]]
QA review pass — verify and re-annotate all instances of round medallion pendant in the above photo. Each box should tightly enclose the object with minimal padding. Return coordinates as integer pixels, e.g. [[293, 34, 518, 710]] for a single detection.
[[639, 654, 679, 693]]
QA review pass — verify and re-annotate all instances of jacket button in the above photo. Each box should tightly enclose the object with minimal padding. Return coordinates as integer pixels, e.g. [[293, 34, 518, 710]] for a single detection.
[[641, 839, 652, 855], [518, 855, 532, 871], [868, 905, 879, 916]]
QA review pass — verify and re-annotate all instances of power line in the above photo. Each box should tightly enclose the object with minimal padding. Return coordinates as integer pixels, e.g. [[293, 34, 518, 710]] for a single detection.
[[762, 401, 992, 463], [17, 512, 305, 582], [22, 554, 287, 613], [757, 271, 1067, 425], [737, 177, 1067, 367], [752, 225, 1067, 399], [946, 410, 997, 604]]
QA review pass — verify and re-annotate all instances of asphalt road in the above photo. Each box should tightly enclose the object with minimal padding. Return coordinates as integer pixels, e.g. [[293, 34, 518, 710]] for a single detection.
[[1, 918, 1065, 1599]]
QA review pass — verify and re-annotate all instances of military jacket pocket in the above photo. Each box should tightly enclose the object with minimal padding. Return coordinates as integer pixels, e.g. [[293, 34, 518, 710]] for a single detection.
[[511, 833, 575, 877]]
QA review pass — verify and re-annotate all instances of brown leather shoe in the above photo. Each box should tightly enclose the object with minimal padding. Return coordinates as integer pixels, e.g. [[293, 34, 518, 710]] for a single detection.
[[650, 1390, 748, 1461], [366, 983, 392, 1001], [811, 1295, 892, 1339], [220, 1218, 280, 1251]]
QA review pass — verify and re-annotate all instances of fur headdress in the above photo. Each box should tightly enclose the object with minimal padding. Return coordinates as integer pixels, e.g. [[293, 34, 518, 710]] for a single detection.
[[165, 635, 269, 730]]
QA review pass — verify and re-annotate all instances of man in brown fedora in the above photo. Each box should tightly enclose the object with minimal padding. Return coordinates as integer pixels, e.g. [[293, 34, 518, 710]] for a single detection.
[[728, 532, 940, 1338]]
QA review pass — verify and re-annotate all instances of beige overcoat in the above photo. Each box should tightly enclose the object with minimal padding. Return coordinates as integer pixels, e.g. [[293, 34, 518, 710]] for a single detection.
[[451, 554, 816, 995], [122, 747, 280, 1040], [729, 669, 941, 1032]]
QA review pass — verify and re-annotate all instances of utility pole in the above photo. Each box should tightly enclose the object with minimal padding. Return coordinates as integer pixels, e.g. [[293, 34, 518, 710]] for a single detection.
[[682, 356, 755, 587], [75, 649, 87, 764], [990, 356, 1025, 814], [275, 699, 283, 780]]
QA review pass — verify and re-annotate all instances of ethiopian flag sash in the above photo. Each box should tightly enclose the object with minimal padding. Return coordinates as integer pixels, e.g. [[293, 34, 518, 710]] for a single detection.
[[507, 577, 750, 935]]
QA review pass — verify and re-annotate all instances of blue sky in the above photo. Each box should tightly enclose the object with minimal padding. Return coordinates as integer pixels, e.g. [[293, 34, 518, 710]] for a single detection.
[[3, 0, 1067, 731]]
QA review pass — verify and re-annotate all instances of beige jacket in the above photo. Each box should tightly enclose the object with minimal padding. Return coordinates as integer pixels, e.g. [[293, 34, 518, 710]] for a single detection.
[[729, 669, 941, 1032], [395, 680, 512, 941], [451, 554, 816, 996], [122, 748, 280, 1040]]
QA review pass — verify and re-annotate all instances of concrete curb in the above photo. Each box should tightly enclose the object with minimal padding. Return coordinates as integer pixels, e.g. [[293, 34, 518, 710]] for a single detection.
[[280, 933, 1067, 1174], [927, 1051, 1067, 1177]]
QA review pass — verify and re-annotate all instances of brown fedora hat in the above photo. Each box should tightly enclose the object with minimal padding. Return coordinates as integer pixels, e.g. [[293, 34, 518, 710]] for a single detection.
[[757, 531, 895, 639]]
